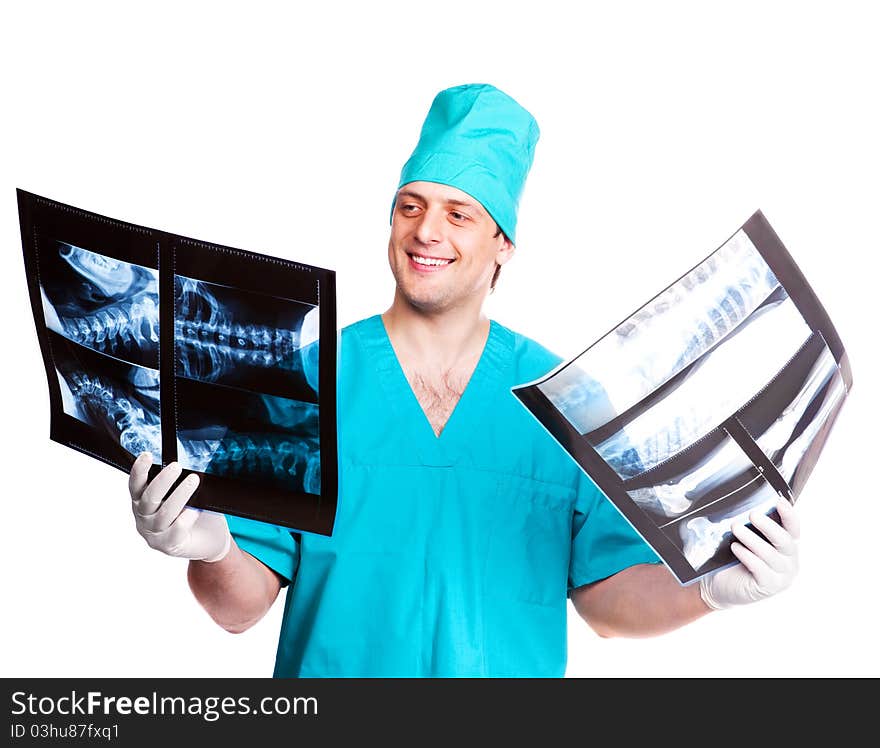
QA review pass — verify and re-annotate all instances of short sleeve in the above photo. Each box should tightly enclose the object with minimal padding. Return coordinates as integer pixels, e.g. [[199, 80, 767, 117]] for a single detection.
[[226, 514, 300, 586], [568, 470, 661, 590]]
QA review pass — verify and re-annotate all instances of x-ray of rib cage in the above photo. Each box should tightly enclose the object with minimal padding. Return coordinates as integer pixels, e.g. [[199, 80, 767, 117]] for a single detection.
[[515, 212, 852, 582], [539, 233, 815, 478], [40, 241, 159, 369], [540, 232, 789, 438]]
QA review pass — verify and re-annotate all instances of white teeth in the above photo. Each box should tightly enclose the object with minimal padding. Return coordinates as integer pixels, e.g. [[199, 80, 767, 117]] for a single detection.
[[411, 254, 452, 267]]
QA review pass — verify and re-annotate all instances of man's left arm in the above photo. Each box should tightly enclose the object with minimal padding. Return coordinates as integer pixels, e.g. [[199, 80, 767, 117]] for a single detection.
[[571, 497, 800, 637]]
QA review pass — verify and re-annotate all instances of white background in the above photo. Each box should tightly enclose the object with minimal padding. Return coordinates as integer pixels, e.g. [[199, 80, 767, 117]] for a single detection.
[[1, 1, 877, 678]]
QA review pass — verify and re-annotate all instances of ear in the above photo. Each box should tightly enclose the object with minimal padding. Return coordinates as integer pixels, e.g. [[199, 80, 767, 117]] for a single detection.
[[496, 235, 516, 266]]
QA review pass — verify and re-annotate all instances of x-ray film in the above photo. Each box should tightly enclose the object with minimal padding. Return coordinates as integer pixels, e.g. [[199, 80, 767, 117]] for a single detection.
[[513, 211, 852, 584], [19, 189, 338, 535]]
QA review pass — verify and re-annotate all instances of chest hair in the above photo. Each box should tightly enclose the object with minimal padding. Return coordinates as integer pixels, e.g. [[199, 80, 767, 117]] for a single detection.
[[406, 367, 471, 436]]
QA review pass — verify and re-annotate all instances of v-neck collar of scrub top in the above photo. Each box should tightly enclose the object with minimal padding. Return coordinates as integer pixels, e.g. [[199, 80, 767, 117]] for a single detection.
[[355, 313, 512, 467]]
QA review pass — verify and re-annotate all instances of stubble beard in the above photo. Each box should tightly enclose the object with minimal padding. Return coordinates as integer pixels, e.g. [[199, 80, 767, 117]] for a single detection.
[[394, 272, 455, 315], [388, 245, 492, 316]]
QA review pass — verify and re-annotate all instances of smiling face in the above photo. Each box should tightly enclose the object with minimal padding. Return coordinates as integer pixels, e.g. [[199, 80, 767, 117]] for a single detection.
[[387, 181, 514, 316]]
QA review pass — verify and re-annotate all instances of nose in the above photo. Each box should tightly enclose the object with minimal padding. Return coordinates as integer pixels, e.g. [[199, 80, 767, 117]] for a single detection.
[[413, 207, 444, 245]]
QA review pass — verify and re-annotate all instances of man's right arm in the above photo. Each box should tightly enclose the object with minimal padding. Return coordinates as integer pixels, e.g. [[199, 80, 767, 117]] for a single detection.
[[130, 452, 281, 634], [187, 544, 281, 634]]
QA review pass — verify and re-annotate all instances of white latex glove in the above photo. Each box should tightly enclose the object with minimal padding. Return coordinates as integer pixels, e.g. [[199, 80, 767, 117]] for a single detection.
[[699, 497, 800, 610], [129, 452, 231, 562]]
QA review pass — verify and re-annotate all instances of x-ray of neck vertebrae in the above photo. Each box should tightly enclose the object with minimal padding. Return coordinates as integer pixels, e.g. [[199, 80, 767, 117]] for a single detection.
[[56, 353, 162, 460], [21, 188, 337, 534], [41, 241, 159, 369], [172, 274, 321, 495], [174, 274, 319, 396], [38, 240, 163, 462], [176, 391, 321, 495]]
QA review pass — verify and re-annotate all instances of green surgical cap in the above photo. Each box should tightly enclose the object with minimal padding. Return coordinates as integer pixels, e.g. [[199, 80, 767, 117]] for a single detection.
[[394, 83, 540, 244]]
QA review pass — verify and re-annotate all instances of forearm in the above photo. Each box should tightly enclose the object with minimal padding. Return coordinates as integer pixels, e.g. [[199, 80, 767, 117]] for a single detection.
[[187, 541, 281, 634], [572, 563, 711, 639]]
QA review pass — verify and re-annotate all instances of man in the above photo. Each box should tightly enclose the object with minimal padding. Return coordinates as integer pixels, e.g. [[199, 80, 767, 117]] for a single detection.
[[129, 83, 800, 677]]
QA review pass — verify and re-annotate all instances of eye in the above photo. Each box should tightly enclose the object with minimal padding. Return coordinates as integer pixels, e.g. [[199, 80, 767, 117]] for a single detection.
[[399, 203, 420, 215], [450, 211, 469, 222]]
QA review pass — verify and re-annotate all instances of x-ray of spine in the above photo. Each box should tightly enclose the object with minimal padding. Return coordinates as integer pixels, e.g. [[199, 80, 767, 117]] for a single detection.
[[179, 431, 321, 495], [671, 481, 779, 571], [175, 378, 321, 495], [39, 241, 159, 369], [175, 275, 319, 400], [538, 230, 783, 436], [50, 331, 162, 460], [591, 288, 811, 480]]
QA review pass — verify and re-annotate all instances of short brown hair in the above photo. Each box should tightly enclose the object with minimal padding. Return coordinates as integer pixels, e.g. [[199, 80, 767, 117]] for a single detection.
[[490, 223, 505, 292]]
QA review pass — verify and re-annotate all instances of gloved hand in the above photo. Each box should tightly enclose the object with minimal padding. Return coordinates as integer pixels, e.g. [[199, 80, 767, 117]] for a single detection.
[[129, 452, 231, 562], [699, 497, 800, 610]]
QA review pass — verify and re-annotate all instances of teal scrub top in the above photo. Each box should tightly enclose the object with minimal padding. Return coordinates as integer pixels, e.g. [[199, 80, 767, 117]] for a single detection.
[[227, 314, 660, 677]]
